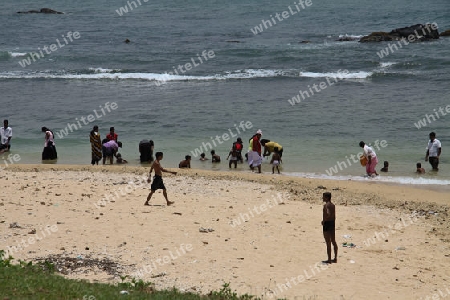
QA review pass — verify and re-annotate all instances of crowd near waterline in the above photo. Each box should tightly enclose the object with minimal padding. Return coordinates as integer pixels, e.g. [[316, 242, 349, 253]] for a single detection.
[[0, 119, 443, 177]]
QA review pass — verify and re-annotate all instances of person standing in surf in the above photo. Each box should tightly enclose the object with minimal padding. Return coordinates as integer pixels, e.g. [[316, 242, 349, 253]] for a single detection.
[[425, 131, 441, 171], [90, 125, 102, 165], [41, 127, 57, 160], [359, 141, 378, 176]]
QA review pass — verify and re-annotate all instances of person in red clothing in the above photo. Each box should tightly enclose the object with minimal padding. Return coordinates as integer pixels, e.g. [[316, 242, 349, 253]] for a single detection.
[[232, 137, 244, 163], [249, 129, 262, 173], [106, 127, 118, 142]]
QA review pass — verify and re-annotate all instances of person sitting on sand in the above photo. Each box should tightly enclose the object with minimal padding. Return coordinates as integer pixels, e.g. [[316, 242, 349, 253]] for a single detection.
[[322, 192, 338, 264], [227, 148, 238, 169], [211, 150, 220, 163], [116, 153, 128, 164], [144, 152, 177, 206], [416, 162, 425, 174], [380, 161, 389, 172], [270, 147, 281, 174], [179, 155, 191, 168], [199, 153, 208, 161]]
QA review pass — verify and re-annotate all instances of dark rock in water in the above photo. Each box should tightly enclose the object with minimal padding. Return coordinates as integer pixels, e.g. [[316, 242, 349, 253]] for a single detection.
[[360, 24, 439, 42], [17, 8, 64, 14], [300, 40, 311, 43], [124, 39, 131, 43], [440, 29, 450, 37], [226, 40, 241, 43], [336, 36, 359, 42]]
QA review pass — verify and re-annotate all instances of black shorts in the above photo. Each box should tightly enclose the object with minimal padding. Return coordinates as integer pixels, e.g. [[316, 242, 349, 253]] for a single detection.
[[102, 146, 113, 157], [323, 221, 335, 232], [151, 175, 166, 191], [429, 157, 439, 169]]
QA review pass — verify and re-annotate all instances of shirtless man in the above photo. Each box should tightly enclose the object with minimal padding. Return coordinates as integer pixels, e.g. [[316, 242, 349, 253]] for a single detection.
[[144, 152, 177, 206], [322, 192, 338, 264]]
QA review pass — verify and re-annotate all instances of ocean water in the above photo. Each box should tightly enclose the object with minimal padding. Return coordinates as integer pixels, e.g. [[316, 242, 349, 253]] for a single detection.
[[1, 0, 449, 185]]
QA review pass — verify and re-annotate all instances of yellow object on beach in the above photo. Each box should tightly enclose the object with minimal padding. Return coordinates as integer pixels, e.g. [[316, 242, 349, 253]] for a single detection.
[[360, 155, 367, 166]]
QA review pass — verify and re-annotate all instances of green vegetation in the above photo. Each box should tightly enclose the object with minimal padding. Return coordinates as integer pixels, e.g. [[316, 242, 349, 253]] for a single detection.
[[0, 250, 274, 300]]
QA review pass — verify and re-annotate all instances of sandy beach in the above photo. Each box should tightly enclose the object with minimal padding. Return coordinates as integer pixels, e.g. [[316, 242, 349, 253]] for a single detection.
[[1, 164, 450, 299]]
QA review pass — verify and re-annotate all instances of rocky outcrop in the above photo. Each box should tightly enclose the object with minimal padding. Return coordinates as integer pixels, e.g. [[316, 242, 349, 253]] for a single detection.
[[17, 8, 64, 14], [440, 30, 450, 37], [360, 24, 439, 42]]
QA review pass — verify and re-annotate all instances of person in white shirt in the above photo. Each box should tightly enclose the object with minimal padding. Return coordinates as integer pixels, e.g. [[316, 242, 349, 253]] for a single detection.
[[425, 132, 441, 171], [0, 119, 12, 153], [359, 141, 379, 176]]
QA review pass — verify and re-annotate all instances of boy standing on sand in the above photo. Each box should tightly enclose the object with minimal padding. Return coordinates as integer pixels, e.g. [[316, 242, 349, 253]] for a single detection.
[[144, 152, 177, 206], [322, 192, 338, 264]]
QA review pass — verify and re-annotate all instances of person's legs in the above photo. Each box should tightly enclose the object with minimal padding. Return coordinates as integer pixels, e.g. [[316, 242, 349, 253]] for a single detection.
[[430, 157, 439, 170], [272, 166, 275, 174], [162, 189, 174, 205], [331, 230, 338, 262], [229, 160, 232, 168], [323, 231, 332, 262], [277, 165, 280, 174], [144, 190, 155, 205]]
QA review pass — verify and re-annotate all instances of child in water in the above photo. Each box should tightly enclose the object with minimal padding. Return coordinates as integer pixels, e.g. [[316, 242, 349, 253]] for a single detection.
[[270, 147, 282, 174], [116, 153, 128, 164], [416, 162, 425, 174], [179, 155, 191, 168], [211, 150, 221, 163], [227, 148, 238, 168]]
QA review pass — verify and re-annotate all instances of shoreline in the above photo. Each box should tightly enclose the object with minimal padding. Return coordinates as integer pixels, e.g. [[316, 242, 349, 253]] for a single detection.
[[1, 164, 450, 299], [3, 162, 450, 192]]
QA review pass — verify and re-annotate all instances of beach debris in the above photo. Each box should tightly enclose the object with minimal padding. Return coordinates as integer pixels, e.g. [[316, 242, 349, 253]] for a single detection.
[[34, 254, 127, 275], [173, 212, 182, 215], [199, 227, 214, 233], [120, 290, 129, 295], [349, 260, 355, 264], [237, 257, 244, 260], [342, 234, 352, 239], [151, 272, 166, 278], [317, 185, 327, 189], [342, 242, 356, 248], [395, 246, 406, 251], [40, 201, 45, 205], [28, 229, 36, 234], [9, 222, 21, 228], [202, 241, 208, 245]]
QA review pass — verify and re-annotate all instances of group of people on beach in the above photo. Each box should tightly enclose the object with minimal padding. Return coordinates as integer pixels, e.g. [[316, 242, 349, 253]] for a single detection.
[[89, 126, 126, 165], [359, 131, 442, 176], [0, 120, 58, 161], [180, 129, 284, 174]]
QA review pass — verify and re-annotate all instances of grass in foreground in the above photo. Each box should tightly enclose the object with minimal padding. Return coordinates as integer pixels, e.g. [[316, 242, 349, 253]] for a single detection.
[[0, 250, 279, 300]]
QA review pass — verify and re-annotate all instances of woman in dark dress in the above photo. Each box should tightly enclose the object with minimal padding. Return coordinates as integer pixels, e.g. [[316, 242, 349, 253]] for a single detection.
[[41, 127, 57, 160]]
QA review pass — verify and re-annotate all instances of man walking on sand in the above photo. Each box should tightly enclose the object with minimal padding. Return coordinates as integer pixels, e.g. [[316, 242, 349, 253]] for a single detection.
[[322, 192, 337, 264], [144, 152, 177, 206]]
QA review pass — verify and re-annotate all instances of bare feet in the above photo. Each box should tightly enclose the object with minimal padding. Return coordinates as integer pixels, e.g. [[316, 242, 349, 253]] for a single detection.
[[322, 260, 332, 264], [167, 201, 174, 206], [144, 202, 150, 206], [332, 258, 337, 263]]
